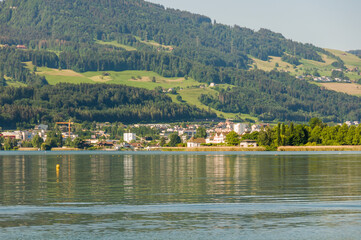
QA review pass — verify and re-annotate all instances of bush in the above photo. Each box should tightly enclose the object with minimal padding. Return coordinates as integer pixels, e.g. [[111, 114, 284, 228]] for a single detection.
[[41, 143, 51, 151], [21, 141, 33, 147]]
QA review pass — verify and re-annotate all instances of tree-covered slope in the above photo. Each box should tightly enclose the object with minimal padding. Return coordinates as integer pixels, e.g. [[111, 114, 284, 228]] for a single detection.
[[0, 83, 216, 128], [0, 0, 360, 124], [199, 70, 361, 122], [0, 0, 324, 68]]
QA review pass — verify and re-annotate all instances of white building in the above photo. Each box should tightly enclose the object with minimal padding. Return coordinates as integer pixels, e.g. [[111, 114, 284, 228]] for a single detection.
[[187, 138, 206, 148], [2, 131, 23, 140], [234, 123, 248, 135], [206, 132, 228, 144], [240, 140, 258, 148], [178, 129, 197, 139], [251, 124, 262, 133], [124, 133, 136, 143]]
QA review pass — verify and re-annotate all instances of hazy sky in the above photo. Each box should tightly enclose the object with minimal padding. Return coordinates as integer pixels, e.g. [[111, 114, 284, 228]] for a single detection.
[[148, 0, 361, 51]]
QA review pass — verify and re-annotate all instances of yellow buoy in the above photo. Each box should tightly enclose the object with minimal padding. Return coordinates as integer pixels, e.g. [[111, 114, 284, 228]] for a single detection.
[[56, 164, 60, 179]]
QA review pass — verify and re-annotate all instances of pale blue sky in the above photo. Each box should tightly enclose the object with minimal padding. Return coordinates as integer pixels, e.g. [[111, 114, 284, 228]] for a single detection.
[[148, 0, 361, 51]]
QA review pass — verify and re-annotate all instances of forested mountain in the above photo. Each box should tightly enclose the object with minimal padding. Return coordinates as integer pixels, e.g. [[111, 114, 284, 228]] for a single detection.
[[0, 0, 325, 67], [0, 0, 360, 126]]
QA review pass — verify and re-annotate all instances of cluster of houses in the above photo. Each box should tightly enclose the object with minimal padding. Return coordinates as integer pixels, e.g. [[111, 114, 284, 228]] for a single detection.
[[0, 120, 265, 150], [0, 124, 48, 142], [185, 121, 263, 148], [296, 75, 351, 83], [343, 121, 360, 127]]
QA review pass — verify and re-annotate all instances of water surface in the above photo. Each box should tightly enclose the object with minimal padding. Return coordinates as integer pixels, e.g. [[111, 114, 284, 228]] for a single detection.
[[1, 152, 361, 239]]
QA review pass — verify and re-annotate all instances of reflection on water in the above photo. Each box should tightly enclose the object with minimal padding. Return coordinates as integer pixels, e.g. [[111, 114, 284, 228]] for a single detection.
[[2, 153, 361, 205], [1, 153, 361, 239]]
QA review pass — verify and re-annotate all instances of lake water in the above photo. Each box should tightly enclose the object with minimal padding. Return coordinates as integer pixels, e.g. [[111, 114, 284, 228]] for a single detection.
[[1, 151, 361, 239]]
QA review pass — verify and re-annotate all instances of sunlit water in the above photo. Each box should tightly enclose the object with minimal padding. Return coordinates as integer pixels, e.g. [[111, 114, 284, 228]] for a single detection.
[[1, 151, 361, 239]]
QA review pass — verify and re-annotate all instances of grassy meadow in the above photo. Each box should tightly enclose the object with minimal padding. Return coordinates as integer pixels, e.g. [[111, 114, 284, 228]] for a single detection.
[[24, 62, 254, 120], [134, 36, 174, 52], [25, 61, 200, 89], [250, 49, 361, 96], [251, 49, 361, 81], [320, 83, 361, 96]]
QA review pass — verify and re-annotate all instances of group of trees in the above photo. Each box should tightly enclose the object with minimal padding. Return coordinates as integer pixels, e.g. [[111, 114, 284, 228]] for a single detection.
[[0, 137, 18, 150], [0, 47, 48, 86], [241, 118, 361, 149]]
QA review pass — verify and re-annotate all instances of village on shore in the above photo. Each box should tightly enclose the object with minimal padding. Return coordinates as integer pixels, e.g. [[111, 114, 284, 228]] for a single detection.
[[0, 120, 265, 151], [1, 118, 360, 151]]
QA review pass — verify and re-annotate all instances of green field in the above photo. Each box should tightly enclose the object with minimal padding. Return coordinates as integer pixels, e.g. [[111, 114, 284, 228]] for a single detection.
[[25, 62, 201, 89], [134, 36, 174, 52], [251, 49, 361, 82], [6, 80, 27, 87], [95, 40, 137, 51], [24, 62, 257, 120], [326, 49, 361, 69]]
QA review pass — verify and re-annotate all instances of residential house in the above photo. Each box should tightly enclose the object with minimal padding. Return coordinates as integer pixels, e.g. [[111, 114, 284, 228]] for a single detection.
[[130, 142, 143, 149], [206, 132, 229, 144], [35, 124, 48, 131], [178, 129, 197, 139], [97, 141, 115, 148], [187, 138, 206, 148], [251, 124, 262, 133], [1, 131, 22, 140], [240, 140, 258, 147], [16, 45, 27, 49]]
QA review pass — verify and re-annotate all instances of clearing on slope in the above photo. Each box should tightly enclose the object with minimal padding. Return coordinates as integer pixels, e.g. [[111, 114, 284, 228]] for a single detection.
[[95, 40, 137, 51], [320, 83, 361, 96]]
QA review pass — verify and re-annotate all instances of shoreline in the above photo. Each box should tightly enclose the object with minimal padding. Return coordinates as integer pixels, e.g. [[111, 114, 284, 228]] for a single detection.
[[10, 145, 361, 152], [157, 147, 266, 152], [278, 145, 361, 151]]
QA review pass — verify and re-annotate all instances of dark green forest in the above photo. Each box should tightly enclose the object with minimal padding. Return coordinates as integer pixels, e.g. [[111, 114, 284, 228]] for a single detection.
[[0, 0, 328, 66], [199, 70, 361, 122], [0, 0, 360, 126], [0, 83, 216, 129]]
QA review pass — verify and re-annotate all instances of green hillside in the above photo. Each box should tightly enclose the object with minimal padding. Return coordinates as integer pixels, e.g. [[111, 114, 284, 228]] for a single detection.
[[252, 49, 361, 80], [25, 62, 249, 120], [1, 0, 361, 125]]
